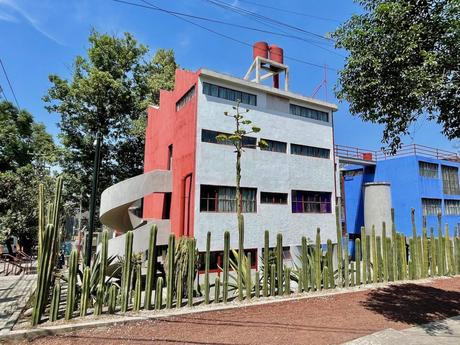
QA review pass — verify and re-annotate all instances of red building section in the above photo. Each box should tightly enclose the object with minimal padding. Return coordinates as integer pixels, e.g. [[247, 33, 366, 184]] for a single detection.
[[143, 69, 200, 238]]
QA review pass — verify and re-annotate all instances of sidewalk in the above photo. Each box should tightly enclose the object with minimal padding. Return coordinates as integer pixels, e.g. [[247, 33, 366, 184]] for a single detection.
[[7, 276, 460, 344], [0, 274, 36, 335], [345, 315, 460, 345]]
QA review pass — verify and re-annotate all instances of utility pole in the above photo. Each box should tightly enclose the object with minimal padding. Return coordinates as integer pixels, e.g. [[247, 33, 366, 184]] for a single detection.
[[85, 132, 102, 267]]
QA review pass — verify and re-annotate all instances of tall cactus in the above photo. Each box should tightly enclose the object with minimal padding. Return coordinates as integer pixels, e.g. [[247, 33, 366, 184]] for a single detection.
[[204, 232, 211, 304], [409, 238, 415, 279], [94, 229, 108, 315], [238, 215, 245, 301], [422, 224, 428, 278], [187, 239, 196, 307], [445, 224, 453, 275], [121, 231, 133, 313], [176, 273, 183, 308], [350, 262, 355, 287], [315, 228, 321, 291], [327, 239, 334, 288], [270, 264, 276, 296], [214, 277, 220, 303], [410, 209, 420, 279], [80, 266, 91, 317], [144, 225, 158, 310], [382, 222, 388, 282], [430, 228, 436, 277], [166, 234, 176, 309], [65, 249, 77, 320], [255, 271, 260, 298], [276, 233, 283, 296], [285, 267, 291, 295], [107, 284, 118, 314], [246, 252, 252, 300], [366, 235, 371, 282], [376, 236, 382, 282], [155, 277, 163, 310], [344, 234, 349, 288], [223, 231, 230, 303], [355, 238, 361, 285], [437, 213, 445, 275], [335, 206, 343, 287], [361, 227, 367, 284], [455, 237, 460, 275], [263, 231, 269, 297], [401, 235, 407, 280], [322, 266, 329, 289], [49, 279, 61, 322], [133, 262, 142, 312], [31, 177, 63, 326], [371, 226, 378, 283], [301, 236, 309, 291], [391, 209, 398, 281]]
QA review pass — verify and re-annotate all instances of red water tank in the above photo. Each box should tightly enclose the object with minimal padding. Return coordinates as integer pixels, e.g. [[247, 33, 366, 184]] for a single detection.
[[269, 44, 284, 64], [253, 41, 269, 60]]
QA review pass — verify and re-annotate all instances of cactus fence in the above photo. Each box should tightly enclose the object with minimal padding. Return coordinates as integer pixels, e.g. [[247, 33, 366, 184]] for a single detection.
[[32, 203, 460, 325]]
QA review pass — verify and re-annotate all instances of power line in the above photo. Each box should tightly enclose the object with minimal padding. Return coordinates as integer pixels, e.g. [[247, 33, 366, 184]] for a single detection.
[[202, 0, 335, 43], [235, 0, 341, 23], [116, 0, 344, 57], [0, 58, 20, 109], [113, 0, 339, 71]]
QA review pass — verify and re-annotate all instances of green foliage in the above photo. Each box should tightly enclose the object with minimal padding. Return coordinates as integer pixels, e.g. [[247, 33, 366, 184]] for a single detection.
[[355, 238, 361, 285], [335, 206, 343, 287], [107, 284, 118, 314], [204, 232, 211, 305], [334, 0, 460, 150], [133, 261, 142, 312], [49, 279, 61, 322], [315, 228, 321, 291], [155, 277, 163, 310], [263, 231, 269, 297], [223, 231, 230, 303], [187, 239, 196, 307], [361, 227, 367, 284], [344, 234, 349, 288], [43, 30, 177, 207]]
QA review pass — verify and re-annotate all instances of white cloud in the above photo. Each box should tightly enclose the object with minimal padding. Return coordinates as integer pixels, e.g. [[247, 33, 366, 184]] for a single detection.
[[0, 0, 65, 46]]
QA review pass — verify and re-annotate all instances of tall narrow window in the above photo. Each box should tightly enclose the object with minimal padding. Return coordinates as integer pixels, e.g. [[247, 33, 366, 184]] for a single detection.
[[200, 185, 257, 213], [445, 199, 460, 216], [419, 161, 438, 178], [421, 198, 442, 216], [291, 190, 332, 213], [167, 144, 173, 170], [442, 166, 460, 195]]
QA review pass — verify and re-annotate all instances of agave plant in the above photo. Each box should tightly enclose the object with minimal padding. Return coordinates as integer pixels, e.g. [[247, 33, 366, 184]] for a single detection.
[[226, 249, 256, 295]]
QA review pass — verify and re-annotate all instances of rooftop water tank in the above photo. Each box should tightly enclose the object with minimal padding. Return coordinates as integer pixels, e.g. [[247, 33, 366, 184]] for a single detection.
[[253, 41, 269, 60]]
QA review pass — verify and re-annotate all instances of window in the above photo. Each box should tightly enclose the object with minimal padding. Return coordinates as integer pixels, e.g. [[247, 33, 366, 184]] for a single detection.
[[419, 161, 438, 178], [261, 192, 288, 205], [442, 166, 460, 195], [176, 85, 196, 111], [201, 129, 256, 148], [291, 143, 330, 159], [292, 190, 332, 213], [200, 185, 257, 213], [260, 139, 287, 153], [203, 82, 257, 106], [445, 199, 460, 216], [167, 145, 173, 170], [422, 198, 442, 216], [290, 104, 329, 122]]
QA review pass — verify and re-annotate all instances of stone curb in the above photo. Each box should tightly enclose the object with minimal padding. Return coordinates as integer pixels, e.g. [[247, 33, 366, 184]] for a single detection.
[[0, 275, 454, 343]]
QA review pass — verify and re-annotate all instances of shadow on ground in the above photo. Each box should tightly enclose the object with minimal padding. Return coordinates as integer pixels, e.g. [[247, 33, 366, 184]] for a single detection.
[[361, 283, 460, 335]]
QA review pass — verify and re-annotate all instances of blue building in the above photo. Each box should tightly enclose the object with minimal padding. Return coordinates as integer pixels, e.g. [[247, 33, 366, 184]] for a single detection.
[[339, 145, 460, 242]]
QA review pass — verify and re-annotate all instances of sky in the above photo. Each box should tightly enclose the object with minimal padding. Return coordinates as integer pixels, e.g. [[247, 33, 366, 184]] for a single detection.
[[0, 0, 457, 153]]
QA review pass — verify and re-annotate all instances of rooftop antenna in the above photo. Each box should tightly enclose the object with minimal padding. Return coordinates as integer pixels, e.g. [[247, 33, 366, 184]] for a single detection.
[[311, 64, 328, 101]]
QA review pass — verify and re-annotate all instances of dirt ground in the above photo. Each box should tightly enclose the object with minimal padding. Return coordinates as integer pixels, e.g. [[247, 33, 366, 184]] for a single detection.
[[17, 277, 460, 345]]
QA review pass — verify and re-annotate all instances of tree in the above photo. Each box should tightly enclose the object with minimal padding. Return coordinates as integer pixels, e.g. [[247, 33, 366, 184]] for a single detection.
[[43, 30, 177, 209], [0, 100, 57, 251], [216, 103, 266, 299], [334, 0, 460, 151]]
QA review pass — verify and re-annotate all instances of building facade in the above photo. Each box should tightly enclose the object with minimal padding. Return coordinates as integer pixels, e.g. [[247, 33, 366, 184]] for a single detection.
[[143, 55, 338, 261], [341, 148, 460, 247]]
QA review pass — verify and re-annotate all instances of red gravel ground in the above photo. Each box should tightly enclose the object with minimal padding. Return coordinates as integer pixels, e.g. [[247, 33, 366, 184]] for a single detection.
[[18, 277, 460, 345]]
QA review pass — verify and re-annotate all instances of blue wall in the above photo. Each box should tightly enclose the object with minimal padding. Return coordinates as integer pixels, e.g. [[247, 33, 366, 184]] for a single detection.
[[342, 155, 460, 239]]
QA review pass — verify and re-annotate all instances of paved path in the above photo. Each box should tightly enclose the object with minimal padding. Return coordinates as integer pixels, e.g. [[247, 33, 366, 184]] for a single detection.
[[0, 274, 36, 334], [345, 315, 460, 345]]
